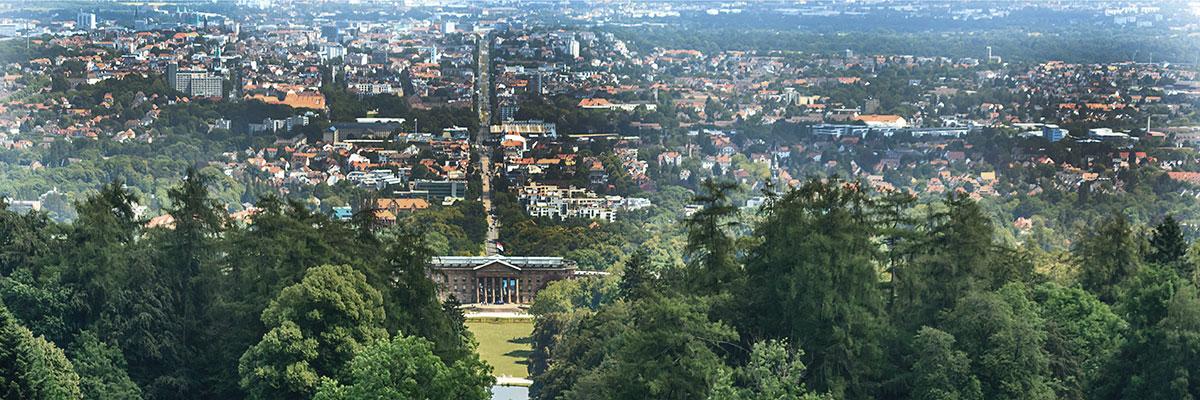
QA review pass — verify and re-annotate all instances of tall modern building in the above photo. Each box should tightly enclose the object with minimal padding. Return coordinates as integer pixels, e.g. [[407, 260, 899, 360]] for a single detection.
[[566, 38, 580, 58], [166, 63, 223, 98], [77, 12, 97, 30]]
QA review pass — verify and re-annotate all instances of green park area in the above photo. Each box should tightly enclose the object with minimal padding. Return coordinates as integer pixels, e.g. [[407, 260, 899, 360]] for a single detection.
[[466, 318, 535, 379]]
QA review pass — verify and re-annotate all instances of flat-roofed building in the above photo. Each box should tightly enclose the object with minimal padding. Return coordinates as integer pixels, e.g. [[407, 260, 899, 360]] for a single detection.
[[167, 63, 223, 97], [489, 120, 557, 140]]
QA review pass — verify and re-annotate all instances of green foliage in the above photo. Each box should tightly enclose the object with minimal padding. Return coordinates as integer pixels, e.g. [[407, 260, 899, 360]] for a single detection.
[[400, 200, 486, 255], [1149, 216, 1192, 282], [321, 84, 477, 132], [910, 327, 982, 400], [238, 264, 388, 399], [68, 331, 143, 400], [312, 335, 492, 400], [237, 321, 321, 400], [738, 178, 886, 399], [0, 301, 82, 399], [0, 201, 54, 277], [0, 169, 490, 399], [1095, 277, 1200, 399], [716, 339, 832, 400], [1074, 215, 1142, 303], [899, 194, 1031, 332], [684, 179, 742, 296], [941, 285, 1055, 400], [1031, 283, 1125, 399], [617, 248, 658, 301], [531, 301, 631, 400], [560, 296, 737, 400]]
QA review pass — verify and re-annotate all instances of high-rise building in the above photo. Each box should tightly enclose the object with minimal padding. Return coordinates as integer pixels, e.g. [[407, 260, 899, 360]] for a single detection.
[[531, 72, 544, 95], [442, 21, 456, 34], [986, 46, 1002, 63], [166, 63, 178, 89], [77, 12, 97, 30], [566, 38, 580, 58], [167, 63, 223, 98]]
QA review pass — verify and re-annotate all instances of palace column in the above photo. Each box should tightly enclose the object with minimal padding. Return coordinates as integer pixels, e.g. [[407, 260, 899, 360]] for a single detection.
[[475, 277, 481, 304], [515, 278, 521, 303]]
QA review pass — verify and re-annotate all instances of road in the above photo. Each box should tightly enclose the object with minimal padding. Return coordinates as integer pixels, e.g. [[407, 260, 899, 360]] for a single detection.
[[475, 32, 499, 256]]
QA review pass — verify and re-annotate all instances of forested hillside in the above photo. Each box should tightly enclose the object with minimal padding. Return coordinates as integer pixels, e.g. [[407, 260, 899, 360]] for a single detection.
[[0, 168, 493, 399], [528, 178, 1200, 400], [4, 167, 1199, 399]]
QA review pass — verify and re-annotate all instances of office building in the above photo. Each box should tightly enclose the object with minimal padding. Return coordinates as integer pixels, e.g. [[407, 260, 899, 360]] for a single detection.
[[77, 12, 97, 30], [166, 63, 223, 98], [1043, 124, 1067, 142]]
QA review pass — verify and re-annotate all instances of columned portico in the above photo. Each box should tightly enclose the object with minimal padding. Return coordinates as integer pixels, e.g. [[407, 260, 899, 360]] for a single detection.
[[476, 276, 525, 304]]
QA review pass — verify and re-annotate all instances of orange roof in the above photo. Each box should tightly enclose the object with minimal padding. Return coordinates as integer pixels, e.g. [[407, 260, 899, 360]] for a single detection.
[[855, 114, 904, 123], [374, 209, 397, 221], [578, 98, 612, 108], [377, 198, 429, 212], [246, 91, 327, 110], [147, 214, 175, 229], [1168, 172, 1200, 185]]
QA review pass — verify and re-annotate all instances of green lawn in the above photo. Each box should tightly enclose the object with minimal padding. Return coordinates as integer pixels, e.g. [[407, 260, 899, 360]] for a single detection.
[[467, 319, 534, 378]]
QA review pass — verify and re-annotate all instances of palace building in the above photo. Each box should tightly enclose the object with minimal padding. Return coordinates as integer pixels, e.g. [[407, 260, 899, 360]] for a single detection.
[[429, 255, 577, 304]]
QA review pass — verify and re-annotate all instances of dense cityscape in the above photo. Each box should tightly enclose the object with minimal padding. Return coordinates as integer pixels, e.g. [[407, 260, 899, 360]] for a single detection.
[[1, 1, 1199, 399]]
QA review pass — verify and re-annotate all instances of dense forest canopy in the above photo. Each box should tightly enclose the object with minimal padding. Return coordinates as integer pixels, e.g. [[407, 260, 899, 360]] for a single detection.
[[526, 177, 1200, 400], [0, 169, 494, 399]]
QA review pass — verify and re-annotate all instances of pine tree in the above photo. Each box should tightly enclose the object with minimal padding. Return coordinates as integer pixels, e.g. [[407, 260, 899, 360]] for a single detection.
[[617, 248, 657, 301], [738, 178, 886, 399], [899, 193, 1002, 332], [684, 179, 741, 296], [1074, 215, 1141, 303], [1149, 215, 1188, 274], [0, 301, 82, 399]]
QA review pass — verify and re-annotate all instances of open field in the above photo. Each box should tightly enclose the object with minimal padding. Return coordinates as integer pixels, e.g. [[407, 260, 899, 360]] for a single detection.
[[467, 318, 534, 379]]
